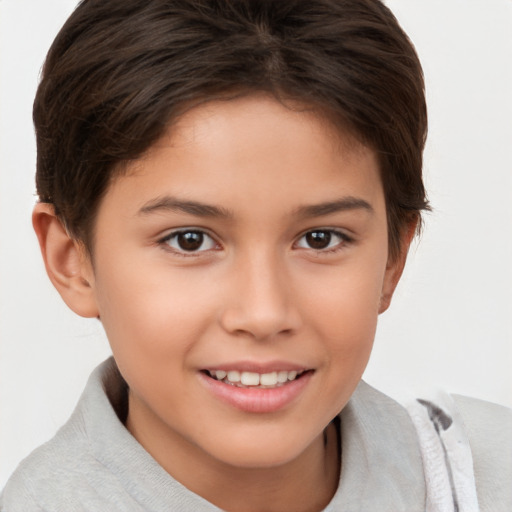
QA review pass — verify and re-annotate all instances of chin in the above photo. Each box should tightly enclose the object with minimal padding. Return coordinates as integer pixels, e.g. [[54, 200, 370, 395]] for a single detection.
[[203, 430, 318, 470]]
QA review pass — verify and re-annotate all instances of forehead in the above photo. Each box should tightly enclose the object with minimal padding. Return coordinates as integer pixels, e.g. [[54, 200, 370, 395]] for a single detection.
[[101, 95, 384, 221], [160, 94, 365, 155]]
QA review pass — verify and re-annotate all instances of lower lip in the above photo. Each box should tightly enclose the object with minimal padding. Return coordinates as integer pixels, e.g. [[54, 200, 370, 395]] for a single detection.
[[199, 372, 313, 413]]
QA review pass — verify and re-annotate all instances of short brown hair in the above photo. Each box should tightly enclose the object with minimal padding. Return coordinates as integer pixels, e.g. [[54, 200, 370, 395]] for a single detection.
[[34, 0, 429, 261]]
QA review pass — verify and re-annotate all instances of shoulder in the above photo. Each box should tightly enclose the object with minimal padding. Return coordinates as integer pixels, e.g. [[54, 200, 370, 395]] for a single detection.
[[0, 359, 139, 512], [1, 416, 93, 511], [336, 381, 426, 510], [406, 390, 511, 512], [452, 394, 512, 510]]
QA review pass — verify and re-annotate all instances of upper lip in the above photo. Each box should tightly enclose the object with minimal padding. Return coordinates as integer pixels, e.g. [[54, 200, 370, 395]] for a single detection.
[[201, 361, 311, 373]]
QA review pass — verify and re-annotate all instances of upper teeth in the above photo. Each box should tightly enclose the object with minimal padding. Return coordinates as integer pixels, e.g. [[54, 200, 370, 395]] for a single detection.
[[208, 370, 302, 387]]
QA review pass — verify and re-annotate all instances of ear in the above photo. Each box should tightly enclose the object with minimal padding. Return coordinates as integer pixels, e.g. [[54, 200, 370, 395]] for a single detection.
[[378, 221, 417, 314], [32, 203, 99, 318]]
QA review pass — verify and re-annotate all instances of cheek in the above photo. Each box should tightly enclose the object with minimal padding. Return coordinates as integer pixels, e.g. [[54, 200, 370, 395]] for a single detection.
[[303, 256, 385, 318], [299, 254, 387, 357], [93, 255, 219, 359]]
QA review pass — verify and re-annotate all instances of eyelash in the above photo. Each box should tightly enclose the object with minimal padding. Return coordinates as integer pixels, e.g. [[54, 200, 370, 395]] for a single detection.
[[159, 229, 220, 257], [294, 229, 353, 254], [158, 228, 353, 257]]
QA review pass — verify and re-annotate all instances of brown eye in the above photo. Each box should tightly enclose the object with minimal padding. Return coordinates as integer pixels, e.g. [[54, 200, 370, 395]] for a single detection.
[[306, 231, 332, 249], [177, 231, 204, 251], [164, 230, 217, 253], [296, 229, 349, 251]]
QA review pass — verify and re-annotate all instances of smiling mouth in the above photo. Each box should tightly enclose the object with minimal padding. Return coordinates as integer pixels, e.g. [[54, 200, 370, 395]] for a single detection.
[[202, 369, 311, 388]]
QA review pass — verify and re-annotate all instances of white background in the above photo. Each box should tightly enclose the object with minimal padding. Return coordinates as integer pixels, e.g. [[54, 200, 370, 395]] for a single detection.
[[1, 0, 511, 488]]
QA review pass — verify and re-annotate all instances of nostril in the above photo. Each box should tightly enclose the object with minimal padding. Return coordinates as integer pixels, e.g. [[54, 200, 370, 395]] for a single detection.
[[219, 308, 300, 341]]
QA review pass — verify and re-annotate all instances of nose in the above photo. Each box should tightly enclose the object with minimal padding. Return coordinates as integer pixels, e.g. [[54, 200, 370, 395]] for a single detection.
[[219, 251, 301, 341]]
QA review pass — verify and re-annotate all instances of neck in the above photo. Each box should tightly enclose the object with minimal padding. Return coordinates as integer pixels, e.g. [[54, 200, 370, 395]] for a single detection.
[[194, 422, 340, 512], [127, 407, 340, 512]]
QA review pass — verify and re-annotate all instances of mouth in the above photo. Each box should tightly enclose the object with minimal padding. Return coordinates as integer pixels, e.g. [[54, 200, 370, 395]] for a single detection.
[[199, 366, 314, 413], [202, 369, 310, 389]]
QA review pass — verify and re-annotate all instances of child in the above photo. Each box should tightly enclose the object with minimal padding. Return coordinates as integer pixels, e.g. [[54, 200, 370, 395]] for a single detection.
[[1, 0, 510, 511]]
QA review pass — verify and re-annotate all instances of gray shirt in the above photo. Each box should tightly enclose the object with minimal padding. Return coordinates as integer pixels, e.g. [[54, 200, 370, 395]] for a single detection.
[[1, 358, 510, 511]]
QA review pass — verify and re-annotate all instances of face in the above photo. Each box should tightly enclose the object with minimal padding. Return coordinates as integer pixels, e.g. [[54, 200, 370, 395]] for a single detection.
[[82, 95, 402, 475]]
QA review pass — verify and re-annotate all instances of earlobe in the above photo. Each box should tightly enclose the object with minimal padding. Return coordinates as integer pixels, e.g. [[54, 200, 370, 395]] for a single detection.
[[378, 221, 417, 314], [32, 203, 99, 318]]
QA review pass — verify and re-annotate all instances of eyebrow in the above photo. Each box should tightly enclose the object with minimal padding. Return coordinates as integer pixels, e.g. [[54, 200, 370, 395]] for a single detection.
[[295, 196, 374, 218], [138, 196, 233, 219], [138, 195, 373, 220]]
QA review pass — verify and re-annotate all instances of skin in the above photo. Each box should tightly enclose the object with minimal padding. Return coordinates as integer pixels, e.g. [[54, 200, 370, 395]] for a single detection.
[[33, 95, 412, 512]]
